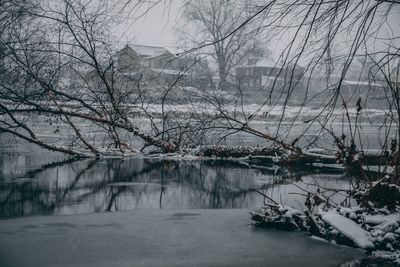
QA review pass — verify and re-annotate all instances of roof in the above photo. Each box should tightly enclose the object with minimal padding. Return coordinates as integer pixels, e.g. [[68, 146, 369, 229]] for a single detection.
[[237, 63, 285, 69], [151, 68, 187, 75], [130, 45, 173, 59], [253, 58, 274, 67], [342, 80, 384, 87]]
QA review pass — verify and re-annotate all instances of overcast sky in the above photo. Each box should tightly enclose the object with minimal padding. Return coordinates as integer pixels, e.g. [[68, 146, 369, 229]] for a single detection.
[[115, 0, 184, 52], [114, 0, 400, 63]]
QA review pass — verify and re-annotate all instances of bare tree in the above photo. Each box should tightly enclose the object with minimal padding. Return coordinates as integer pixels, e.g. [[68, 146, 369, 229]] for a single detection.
[[0, 0, 179, 156], [179, 0, 270, 90], [173, 0, 400, 182], [1, 0, 399, 187]]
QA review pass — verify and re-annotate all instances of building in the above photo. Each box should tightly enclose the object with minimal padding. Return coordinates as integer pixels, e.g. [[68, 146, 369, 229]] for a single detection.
[[117, 44, 182, 71], [116, 44, 188, 86], [236, 59, 304, 90], [235, 58, 305, 103], [334, 80, 388, 108]]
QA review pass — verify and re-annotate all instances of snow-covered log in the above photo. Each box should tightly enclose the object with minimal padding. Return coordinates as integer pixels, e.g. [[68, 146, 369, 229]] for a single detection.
[[321, 212, 375, 249]]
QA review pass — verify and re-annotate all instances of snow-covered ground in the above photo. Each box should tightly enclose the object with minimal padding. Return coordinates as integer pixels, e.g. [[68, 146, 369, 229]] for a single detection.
[[137, 103, 389, 120]]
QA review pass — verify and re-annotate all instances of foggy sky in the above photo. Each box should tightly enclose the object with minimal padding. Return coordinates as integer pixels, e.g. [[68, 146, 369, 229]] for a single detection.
[[115, 0, 400, 65], [116, 0, 184, 52]]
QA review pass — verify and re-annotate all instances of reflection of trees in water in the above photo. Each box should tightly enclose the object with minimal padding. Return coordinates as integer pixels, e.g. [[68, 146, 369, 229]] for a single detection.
[[0, 156, 348, 218], [0, 158, 97, 218]]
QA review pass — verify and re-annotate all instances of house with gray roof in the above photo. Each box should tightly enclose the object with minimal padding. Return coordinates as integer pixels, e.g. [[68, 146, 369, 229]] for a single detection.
[[117, 44, 182, 73]]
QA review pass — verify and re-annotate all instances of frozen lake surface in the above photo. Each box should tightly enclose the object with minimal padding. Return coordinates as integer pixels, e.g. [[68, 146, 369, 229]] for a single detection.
[[0, 135, 371, 266], [0, 209, 365, 267]]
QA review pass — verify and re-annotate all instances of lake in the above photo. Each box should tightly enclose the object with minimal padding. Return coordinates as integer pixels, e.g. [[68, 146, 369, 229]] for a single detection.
[[0, 149, 356, 219], [0, 126, 377, 266]]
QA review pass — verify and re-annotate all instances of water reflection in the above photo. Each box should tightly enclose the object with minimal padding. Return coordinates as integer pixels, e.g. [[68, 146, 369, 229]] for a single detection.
[[0, 154, 354, 218]]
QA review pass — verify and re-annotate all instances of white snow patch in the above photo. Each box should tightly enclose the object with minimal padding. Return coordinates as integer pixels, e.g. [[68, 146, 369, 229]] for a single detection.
[[310, 235, 329, 243], [372, 250, 400, 264], [364, 214, 400, 225], [278, 206, 302, 219], [322, 212, 375, 249], [108, 182, 161, 187]]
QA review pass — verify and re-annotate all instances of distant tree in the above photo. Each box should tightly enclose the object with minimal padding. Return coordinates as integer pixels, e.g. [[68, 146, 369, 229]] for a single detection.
[[179, 0, 269, 90], [1, 0, 399, 184], [176, 0, 400, 181], [0, 0, 178, 156], [225, 0, 400, 180]]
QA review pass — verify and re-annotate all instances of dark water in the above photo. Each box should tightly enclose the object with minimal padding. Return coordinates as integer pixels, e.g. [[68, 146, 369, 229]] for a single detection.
[[0, 149, 356, 219], [0, 123, 390, 266]]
